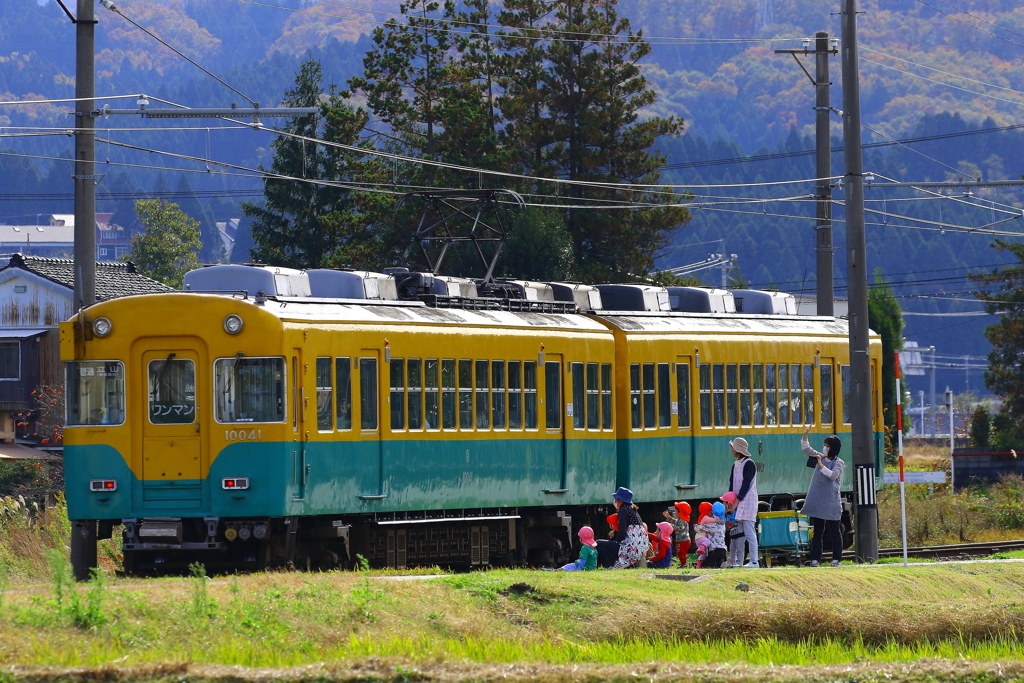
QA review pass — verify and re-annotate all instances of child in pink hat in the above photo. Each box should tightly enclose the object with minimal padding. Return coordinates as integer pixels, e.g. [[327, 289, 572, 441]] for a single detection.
[[561, 526, 599, 571], [647, 521, 675, 568]]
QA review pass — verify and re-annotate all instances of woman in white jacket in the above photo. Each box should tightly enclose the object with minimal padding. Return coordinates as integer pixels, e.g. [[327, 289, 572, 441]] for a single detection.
[[800, 425, 845, 567]]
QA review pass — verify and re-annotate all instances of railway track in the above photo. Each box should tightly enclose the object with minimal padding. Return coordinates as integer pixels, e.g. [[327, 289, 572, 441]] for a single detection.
[[842, 539, 1024, 561]]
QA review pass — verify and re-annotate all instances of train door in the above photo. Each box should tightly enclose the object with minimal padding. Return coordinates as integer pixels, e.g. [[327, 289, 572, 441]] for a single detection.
[[674, 355, 696, 493], [140, 345, 204, 509], [357, 350, 384, 500], [544, 354, 567, 492], [291, 349, 307, 500]]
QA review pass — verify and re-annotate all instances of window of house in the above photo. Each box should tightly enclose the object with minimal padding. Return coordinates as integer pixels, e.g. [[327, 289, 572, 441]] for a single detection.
[[0, 341, 19, 379]]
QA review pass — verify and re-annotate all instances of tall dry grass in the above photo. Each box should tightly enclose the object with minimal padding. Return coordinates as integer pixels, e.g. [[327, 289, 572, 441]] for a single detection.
[[0, 493, 69, 580]]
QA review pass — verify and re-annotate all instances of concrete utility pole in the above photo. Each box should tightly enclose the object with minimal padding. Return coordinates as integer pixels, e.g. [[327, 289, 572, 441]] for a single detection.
[[841, 0, 878, 563], [74, 0, 97, 310], [774, 34, 838, 316], [814, 31, 834, 317]]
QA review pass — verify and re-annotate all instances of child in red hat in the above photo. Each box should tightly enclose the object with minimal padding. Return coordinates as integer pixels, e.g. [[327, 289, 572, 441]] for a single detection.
[[665, 502, 692, 567]]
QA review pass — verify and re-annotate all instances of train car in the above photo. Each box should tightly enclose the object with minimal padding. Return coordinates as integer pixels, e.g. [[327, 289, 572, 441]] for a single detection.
[[60, 286, 619, 574], [590, 298, 882, 545], [60, 268, 883, 577]]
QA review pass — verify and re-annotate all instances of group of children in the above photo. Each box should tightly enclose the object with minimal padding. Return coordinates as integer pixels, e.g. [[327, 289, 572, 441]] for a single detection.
[[562, 495, 748, 571]]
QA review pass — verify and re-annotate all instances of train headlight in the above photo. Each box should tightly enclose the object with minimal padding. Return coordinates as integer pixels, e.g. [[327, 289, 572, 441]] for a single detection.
[[92, 317, 112, 337], [223, 314, 244, 335]]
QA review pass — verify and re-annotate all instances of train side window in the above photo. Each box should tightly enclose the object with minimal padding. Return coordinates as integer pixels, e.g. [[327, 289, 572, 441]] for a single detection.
[[642, 363, 656, 429], [336, 358, 352, 430], [315, 357, 332, 431], [359, 357, 378, 431], [739, 364, 751, 427], [791, 364, 802, 425], [752, 364, 764, 426], [657, 363, 671, 428], [509, 361, 522, 429], [458, 359, 473, 430], [676, 363, 690, 429], [408, 358, 423, 430], [524, 361, 538, 429], [390, 358, 405, 430], [291, 357, 298, 432], [425, 359, 440, 430], [586, 363, 600, 430], [213, 357, 285, 425], [841, 364, 851, 424], [630, 364, 641, 430], [820, 363, 834, 425], [712, 363, 725, 427], [544, 361, 561, 430], [699, 364, 712, 428], [777, 363, 790, 425], [476, 359, 490, 429], [571, 362, 585, 430], [765, 363, 777, 426], [726, 363, 738, 427], [803, 364, 815, 425], [441, 359, 456, 430], [492, 360, 506, 429], [601, 363, 612, 430]]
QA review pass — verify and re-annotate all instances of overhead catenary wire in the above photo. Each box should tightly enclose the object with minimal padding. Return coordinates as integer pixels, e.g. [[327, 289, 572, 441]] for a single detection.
[[914, 0, 1024, 50], [862, 46, 1024, 98], [860, 56, 1024, 107]]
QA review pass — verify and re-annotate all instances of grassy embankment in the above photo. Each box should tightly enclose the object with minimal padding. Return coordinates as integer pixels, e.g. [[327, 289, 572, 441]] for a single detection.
[[3, 560, 1024, 673]]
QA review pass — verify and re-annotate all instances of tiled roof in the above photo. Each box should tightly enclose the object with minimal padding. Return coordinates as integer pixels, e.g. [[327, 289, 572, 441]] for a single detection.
[[1, 253, 173, 300]]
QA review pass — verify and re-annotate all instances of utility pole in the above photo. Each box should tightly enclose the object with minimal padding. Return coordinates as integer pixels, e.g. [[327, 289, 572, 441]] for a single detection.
[[930, 346, 936, 438], [774, 34, 838, 316], [814, 31, 834, 317], [841, 0, 878, 563], [74, 0, 97, 310]]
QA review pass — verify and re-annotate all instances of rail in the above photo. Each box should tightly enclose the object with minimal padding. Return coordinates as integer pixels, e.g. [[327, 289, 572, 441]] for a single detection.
[[843, 539, 1024, 561]]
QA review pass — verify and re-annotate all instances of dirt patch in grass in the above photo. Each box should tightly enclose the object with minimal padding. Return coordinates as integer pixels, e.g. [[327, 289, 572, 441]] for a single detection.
[[7, 659, 1024, 683]]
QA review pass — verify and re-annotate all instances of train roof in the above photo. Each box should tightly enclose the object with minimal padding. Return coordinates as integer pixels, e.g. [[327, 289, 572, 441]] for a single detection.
[[248, 296, 612, 333], [593, 311, 857, 338]]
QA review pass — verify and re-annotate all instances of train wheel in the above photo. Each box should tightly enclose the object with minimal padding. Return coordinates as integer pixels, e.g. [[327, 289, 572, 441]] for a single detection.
[[70, 520, 98, 581]]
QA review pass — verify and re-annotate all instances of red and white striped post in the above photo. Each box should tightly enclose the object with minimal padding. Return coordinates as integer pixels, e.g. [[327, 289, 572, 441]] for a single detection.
[[895, 352, 908, 567]]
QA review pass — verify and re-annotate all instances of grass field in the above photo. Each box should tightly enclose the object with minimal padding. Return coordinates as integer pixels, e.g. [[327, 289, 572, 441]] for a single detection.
[[3, 560, 1024, 682]]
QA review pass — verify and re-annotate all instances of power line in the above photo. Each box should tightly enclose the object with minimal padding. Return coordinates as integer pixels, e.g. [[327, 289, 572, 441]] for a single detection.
[[860, 56, 1024, 107], [928, 0, 1024, 41], [914, 0, 1024, 50], [862, 46, 1024, 97], [658, 122, 1024, 170]]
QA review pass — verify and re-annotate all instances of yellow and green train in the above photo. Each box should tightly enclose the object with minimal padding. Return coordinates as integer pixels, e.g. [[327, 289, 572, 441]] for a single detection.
[[61, 268, 882, 575]]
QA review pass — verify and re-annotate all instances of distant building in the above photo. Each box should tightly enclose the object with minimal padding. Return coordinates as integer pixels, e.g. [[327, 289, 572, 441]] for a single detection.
[[216, 218, 241, 257], [0, 213, 133, 260], [0, 254, 172, 446]]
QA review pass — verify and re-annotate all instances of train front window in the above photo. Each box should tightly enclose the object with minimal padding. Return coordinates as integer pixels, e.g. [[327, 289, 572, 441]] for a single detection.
[[67, 361, 125, 426], [214, 357, 285, 424], [148, 357, 196, 424]]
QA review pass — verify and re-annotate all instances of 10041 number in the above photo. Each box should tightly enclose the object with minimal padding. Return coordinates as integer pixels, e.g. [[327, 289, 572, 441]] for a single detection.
[[224, 429, 262, 442]]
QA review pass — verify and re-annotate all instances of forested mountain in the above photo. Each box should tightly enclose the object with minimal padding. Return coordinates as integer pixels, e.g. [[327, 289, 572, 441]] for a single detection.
[[2, 0, 1022, 394]]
